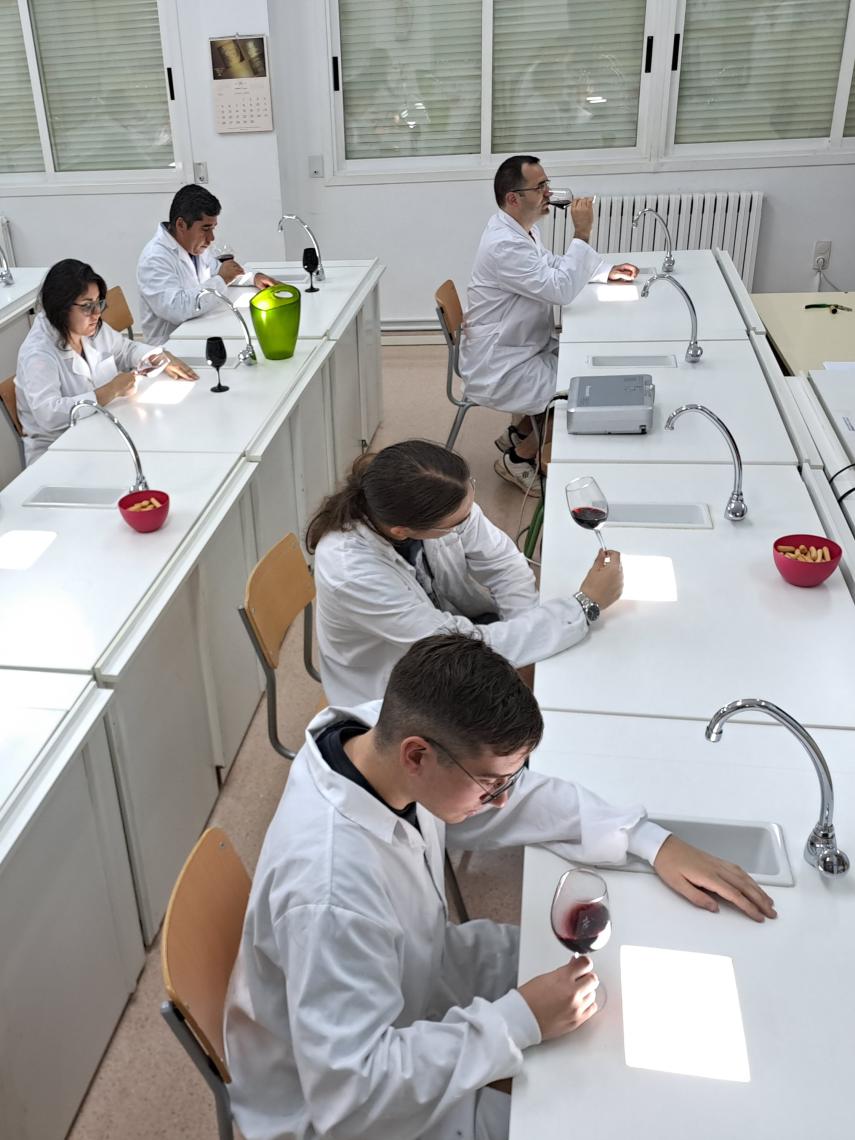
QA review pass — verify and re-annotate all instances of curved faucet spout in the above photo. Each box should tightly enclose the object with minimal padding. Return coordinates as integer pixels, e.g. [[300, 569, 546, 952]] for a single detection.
[[705, 698, 849, 876], [195, 288, 256, 366], [632, 207, 675, 274], [665, 403, 746, 521], [68, 402, 148, 492], [641, 272, 702, 364], [0, 241, 14, 286], [278, 214, 325, 281]]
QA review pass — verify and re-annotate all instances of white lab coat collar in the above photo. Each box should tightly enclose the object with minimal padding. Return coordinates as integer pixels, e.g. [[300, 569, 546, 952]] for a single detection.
[[151, 221, 199, 273], [494, 208, 542, 244]]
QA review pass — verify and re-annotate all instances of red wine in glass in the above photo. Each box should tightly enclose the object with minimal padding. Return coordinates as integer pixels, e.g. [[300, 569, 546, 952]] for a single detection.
[[565, 475, 610, 563], [205, 336, 229, 394], [302, 246, 319, 293], [551, 868, 610, 1009]]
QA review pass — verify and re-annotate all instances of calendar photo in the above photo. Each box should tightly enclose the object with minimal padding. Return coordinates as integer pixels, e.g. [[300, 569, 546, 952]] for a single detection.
[[209, 34, 273, 133]]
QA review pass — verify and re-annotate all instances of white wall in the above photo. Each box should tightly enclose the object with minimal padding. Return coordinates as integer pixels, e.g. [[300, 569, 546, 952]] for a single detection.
[[271, 0, 855, 327]]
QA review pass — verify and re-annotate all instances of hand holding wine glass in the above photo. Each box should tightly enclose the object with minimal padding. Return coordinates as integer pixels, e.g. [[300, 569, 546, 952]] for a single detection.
[[566, 475, 611, 563], [205, 336, 229, 394], [551, 868, 611, 1009], [302, 246, 320, 293]]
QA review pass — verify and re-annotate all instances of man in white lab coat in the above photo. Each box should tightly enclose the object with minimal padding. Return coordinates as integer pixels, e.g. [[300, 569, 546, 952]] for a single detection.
[[224, 634, 775, 1140], [459, 155, 638, 494], [136, 183, 277, 343]]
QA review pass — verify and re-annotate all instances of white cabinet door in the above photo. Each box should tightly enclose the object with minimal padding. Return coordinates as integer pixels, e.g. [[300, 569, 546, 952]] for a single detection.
[[250, 420, 301, 559], [0, 719, 143, 1140], [290, 371, 335, 541], [327, 319, 363, 482], [357, 283, 383, 447]]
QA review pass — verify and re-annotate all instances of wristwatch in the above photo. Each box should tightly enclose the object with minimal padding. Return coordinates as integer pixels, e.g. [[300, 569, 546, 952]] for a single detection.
[[574, 590, 600, 624]]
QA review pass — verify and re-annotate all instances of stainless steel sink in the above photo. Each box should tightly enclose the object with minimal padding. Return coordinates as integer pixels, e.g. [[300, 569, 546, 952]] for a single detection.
[[621, 815, 794, 886], [23, 485, 125, 509], [171, 357, 239, 369], [607, 501, 712, 528], [590, 354, 677, 367]]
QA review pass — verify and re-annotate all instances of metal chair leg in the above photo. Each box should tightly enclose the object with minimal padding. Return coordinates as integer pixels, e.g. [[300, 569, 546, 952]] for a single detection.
[[445, 403, 471, 449], [161, 1002, 234, 1140], [445, 850, 470, 922]]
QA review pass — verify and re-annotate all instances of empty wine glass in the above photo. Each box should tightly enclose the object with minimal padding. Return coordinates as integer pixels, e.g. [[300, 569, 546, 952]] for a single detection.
[[566, 475, 610, 563], [205, 336, 229, 394], [551, 868, 611, 1009], [302, 246, 320, 293]]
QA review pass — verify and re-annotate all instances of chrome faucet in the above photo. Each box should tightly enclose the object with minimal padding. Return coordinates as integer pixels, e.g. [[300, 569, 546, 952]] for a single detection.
[[632, 207, 675, 274], [705, 698, 850, 877], [0, 242, 14, 286], [278, 214, 325, 282], [68, 402, 149, 492], [665, 403, 747, 521], [195, 288, 256, 366], [641, 273, 702, 363]]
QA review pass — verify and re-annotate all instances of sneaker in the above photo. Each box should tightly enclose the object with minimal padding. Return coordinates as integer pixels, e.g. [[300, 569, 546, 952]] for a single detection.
[[493, 424, 527, 453], [494, 453, 543, 497]]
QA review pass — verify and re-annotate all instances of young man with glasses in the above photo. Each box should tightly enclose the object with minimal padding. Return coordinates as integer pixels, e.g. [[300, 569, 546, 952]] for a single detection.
[[459, 155, 638, 495], [225, 634, 775, 1140]]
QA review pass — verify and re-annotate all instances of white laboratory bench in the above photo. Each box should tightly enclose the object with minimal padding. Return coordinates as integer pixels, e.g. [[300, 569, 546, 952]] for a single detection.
[[535, 462, 855, 728], [511, 711, 855, 1140], [560, 251, 749, 343], [0, 267, 46, 330], [551, 338, 796, 466], [0, 671, 143, 1140]]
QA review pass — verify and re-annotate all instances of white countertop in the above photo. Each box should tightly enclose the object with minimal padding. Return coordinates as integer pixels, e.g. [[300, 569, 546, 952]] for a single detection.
[[165, 259, 382, 342], [49, 339, 330, 457], [535, 462, 855, 728], [561, 251, 748, 343], [552, 339, 796, 466], [0, 448, 242, 672], [0, 267, 46, 329], [511, 711, 855, 1139]]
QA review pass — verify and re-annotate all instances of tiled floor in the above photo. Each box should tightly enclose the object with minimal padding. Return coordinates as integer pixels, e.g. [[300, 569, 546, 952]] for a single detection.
[[68, 344, 539, 1140]]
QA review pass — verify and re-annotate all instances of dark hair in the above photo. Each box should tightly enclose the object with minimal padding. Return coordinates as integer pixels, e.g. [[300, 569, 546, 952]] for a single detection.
[[168, 184, 221, 229], [376, 634, 543, 759], [494, 155, 541, 206], [306, 439, 470, 553], [40, 259, 107, 345]]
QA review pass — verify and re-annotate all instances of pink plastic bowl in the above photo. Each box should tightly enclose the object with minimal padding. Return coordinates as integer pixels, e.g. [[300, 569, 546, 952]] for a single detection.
[[773, 533, 841, 587], [118, 490, 170, 533]]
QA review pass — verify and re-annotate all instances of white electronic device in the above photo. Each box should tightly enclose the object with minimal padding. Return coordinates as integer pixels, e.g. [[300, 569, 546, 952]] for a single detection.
[[565, 373, 655, 435]]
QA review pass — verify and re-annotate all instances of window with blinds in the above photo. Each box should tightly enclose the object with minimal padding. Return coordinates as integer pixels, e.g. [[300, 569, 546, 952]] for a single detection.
[[492, 0, 646, 153], [674, 0, 850, 143], [27, 0, 173, 171], [0, 1, 43, 173], [338, 0, 481, 159], [845, 67, 855, 136]]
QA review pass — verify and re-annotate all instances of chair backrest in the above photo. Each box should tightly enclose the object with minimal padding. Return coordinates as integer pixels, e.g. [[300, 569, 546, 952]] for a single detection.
[[161, 828, 251, 1084], [103, 285, 135, 338], [0, 375, 24, 438], [435, 279, 463, 349], [243, 532, 315, 670]]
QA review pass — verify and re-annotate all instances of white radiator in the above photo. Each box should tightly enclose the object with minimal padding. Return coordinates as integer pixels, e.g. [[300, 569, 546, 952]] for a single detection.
[[0, 216, 16, 267], [546, 191, 763, 289]]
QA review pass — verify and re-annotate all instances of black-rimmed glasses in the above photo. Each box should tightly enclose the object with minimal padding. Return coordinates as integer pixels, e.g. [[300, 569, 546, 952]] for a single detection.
[[72, 298, 107, 316], [511, 179, 551, 194], [422, 735, 526, 804]]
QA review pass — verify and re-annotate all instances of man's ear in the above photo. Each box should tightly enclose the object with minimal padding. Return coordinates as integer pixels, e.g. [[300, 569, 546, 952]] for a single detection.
[[399, 736, 428, 778]]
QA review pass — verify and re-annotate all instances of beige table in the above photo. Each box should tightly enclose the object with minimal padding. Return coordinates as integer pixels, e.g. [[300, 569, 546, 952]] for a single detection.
[[752, 291, 855, 374]]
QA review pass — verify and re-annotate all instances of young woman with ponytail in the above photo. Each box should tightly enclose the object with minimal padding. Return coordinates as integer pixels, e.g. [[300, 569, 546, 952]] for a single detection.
[[307, 439, 623, 705]]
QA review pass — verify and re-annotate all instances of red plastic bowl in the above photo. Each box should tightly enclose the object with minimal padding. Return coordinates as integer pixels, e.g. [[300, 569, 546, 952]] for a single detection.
[[118, 490, 170, 533], [773, 533, 841, 587]]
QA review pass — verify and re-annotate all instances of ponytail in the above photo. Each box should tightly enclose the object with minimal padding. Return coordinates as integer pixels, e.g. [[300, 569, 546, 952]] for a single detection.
[[306, 452, 375, 552]]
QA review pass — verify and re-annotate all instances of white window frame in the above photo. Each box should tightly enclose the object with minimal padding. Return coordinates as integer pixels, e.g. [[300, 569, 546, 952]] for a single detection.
[[0, 0, 191, 196]]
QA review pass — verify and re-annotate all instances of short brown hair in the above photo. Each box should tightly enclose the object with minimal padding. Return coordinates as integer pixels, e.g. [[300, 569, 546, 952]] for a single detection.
[[494, 155, 541, 206]]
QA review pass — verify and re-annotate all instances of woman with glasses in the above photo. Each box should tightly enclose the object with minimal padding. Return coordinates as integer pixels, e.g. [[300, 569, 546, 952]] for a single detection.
[[14, 258, 196, 464], [307, 438, 623, 706]]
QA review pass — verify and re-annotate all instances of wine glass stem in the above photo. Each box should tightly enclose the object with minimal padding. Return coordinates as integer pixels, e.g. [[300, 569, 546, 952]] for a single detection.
[[596, 529, 610, 563]]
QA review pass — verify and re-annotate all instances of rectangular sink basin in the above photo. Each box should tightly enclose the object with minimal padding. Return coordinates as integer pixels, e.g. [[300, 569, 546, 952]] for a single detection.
[[23, 486, 125, 509], [590, 354, 677, 368], [607, 501, 712, 528], [174, 357, 240, 369], [621, 815, 794, 886]]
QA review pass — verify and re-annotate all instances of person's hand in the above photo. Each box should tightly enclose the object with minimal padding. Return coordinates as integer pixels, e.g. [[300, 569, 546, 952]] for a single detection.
[[570, 196, 595, 242], [653, 834, 777, 923], [162, 352, 198, 381], [608, 263, 638, 282], [254, 272, 279, 289], [519, 956, 600, 1041], [102, 371, 136, 403], [578, 549, 623, 610], [218, 257, 246, 284]]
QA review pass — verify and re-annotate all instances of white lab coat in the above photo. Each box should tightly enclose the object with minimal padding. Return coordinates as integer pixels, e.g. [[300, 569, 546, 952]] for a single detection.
[[224, 700, 668, 1140], [14, 311, 158, 463], [136, 222, 254, 343], [459, 211, 609, 415], [313, 503, 589, 706]]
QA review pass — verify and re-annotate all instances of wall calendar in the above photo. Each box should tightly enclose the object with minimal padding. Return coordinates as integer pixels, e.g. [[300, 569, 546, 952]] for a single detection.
[[210, 35, 273, 133]]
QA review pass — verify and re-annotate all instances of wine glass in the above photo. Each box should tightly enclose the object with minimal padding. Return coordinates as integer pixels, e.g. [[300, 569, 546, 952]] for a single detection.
[[302, 246, 320, 293], [548, 188, 573, 208], [205, 336, 229, 394], [212, 241, 235, 265], [566, 475, 610, 563], [550, 868, 611, 1010]]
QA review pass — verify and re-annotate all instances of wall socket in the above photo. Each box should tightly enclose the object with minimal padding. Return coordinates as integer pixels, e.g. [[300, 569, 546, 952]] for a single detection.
[[308, 155, 325, 179], [813, 240, 832, 271]]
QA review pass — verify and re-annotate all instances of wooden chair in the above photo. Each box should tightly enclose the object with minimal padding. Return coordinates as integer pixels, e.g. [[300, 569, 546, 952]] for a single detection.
[[103, 285, 135, 338], [435, 279, 480, 449], [239, 533, 323, 759], [161, 827, 250, 1140], [0, 375, 25, 467]]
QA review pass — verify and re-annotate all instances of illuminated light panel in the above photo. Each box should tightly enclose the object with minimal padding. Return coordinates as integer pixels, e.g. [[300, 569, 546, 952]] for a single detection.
[[620, 554, 678, 602], [621, 945, 750, 1082], [596, 284, 639, 302], [0, 530, 57, 570], [586, 95, 607, 104], [137, 380, 195, 405]]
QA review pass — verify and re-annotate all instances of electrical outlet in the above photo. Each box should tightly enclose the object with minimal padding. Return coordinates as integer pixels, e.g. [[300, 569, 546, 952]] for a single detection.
[[813, 241, 832, 271], [308, 155, 325, 179]]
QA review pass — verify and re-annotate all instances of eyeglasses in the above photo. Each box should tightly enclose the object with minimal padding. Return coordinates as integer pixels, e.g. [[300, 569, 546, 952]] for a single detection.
[[72, 298, 107, 316], [422, 734, 527, 804], [511, 179, 551, 194]]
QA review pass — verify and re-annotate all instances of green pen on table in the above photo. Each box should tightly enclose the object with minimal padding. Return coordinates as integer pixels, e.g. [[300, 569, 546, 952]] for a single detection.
[[804, 302, 853, 314]]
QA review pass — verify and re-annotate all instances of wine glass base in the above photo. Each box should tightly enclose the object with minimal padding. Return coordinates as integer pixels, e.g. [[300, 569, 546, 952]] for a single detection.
[[210, 383, 230, 393], [304, 285, 319, 293]]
